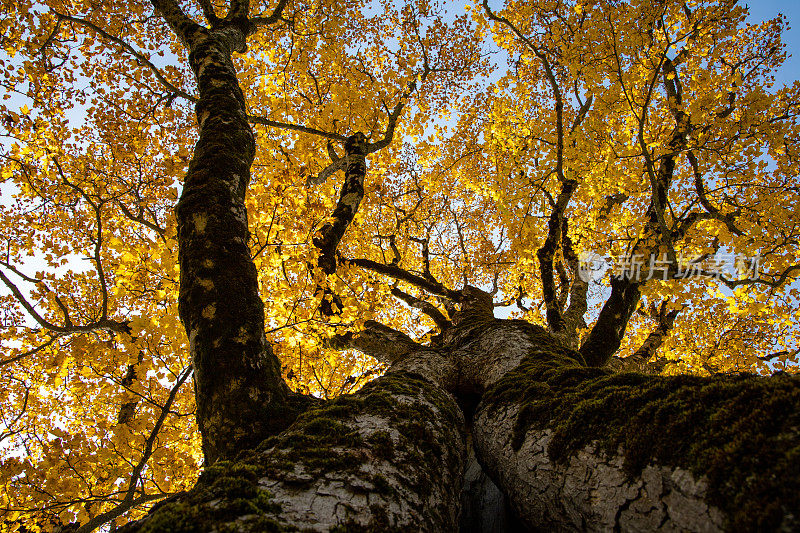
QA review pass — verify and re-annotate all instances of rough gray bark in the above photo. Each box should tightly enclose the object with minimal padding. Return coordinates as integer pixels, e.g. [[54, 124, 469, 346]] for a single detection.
[[120, 348, 466, 532], [473, 327, 800, 532], [475, 413, 727, 532], [123, 303, 800, 532]]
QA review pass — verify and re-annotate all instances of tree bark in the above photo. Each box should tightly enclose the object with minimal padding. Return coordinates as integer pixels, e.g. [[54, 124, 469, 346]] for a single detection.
[[120, 347, 466, 532], [473, 327, 800, 532], [176, 28, 305, 464], [151, 3, 311, 463], [122, 305, 800, 532]]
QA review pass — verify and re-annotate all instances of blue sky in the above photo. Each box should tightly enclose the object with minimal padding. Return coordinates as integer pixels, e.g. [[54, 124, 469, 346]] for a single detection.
[[746, 1, 800, 85]]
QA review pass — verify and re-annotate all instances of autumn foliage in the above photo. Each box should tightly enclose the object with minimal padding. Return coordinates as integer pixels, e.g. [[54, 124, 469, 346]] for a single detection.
[[1, 0, 799, 530]]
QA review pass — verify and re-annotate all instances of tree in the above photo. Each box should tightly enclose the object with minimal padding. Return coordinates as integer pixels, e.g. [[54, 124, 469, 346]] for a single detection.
[[1, 0, 799, 530]]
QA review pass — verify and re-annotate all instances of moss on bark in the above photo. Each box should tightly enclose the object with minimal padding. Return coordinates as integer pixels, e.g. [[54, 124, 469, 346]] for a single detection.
[[132, 458, 290, 533], [124, 370, 464, 532], [483, 345, 800, 531]]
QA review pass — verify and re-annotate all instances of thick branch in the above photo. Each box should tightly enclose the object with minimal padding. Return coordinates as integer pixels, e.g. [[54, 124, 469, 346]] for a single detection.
[[149, 0, 203, 48], [391, 287, 450, 331], [198, 0, 221, 26], [537, 179, 577, 334], [580, 52, 693, 364], [172, 23, 306, 463], [346, 257, 462, 301], [607, 303, 680, 373], [475, 338, 800, 532], [561, 224, 588, 342], [579, 276, 641, 366], [325, 320, 422, 363], [226, 0, 250, 23], [409, 236, 435, 282], [312, 133, 368, 275], [306, 78, 423, 186], [249, 0, 290, 31], [121, 359, 465, 532]]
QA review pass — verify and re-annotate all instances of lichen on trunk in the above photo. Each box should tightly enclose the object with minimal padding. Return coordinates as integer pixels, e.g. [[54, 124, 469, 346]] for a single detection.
[[474, 335, 800, 531], [121, 358, 466, 532], [175, 27, 304, 464]]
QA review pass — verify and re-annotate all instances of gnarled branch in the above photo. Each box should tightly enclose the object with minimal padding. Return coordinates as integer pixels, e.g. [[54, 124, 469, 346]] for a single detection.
[[346, 257, 462, 302], [325, 320, 421, 363], [391, 287, 450, 331]]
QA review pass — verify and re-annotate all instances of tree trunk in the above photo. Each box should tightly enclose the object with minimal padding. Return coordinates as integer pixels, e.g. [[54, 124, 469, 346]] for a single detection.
[[121, 313, 800, 532], [158, 16, 309, 464], [120, 347, 467, 532], [473, 326, 800, 532], [139, 8, 799, 529]]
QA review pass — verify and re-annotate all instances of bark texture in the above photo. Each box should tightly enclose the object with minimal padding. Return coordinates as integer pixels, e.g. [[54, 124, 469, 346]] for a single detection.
[[313, 133, 368, 276], [173, 25, 305, 464], [476, 415, 727, 532], [121, 351, 465, 532], [122, 295, 800, 532], [312, 132, 368, 316], [475, 335, 800, 532]]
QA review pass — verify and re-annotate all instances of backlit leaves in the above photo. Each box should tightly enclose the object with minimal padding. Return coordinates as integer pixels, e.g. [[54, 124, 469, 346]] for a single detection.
[[1, 0, 799, 530]]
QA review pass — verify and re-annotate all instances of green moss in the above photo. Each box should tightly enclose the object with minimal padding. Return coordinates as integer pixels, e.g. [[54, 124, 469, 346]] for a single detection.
[[300, 417, 361, 442], [259, 399, 368, 482], [217, 516, 291, 533], [366, 431, 394, 460], [138, 369, 461, 532], [291, 448, 363, 471], [362, 391, 395, 412], [137, 502, 204, 533], [371, 474, 394, 495], [227, 488, 282, 516], [484, 344, 800, 531], [398, 420, 443, 459], [133, 453, 290, 532], [359, 371, 461, 426], [249, 369, 459, 501]]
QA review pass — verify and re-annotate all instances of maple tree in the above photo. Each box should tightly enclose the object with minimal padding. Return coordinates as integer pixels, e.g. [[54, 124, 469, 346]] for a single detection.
[[1, 0, 800, 531]]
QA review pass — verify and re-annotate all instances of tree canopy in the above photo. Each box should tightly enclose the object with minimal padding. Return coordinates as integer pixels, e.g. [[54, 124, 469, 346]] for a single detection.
[[1, 0, 799, 530]]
